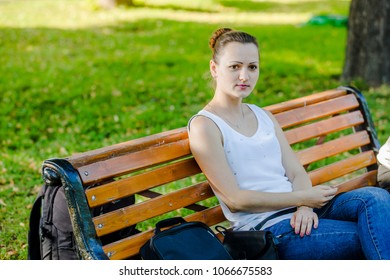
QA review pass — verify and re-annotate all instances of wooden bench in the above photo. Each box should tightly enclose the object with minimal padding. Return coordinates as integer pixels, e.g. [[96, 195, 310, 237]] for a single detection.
[[41, 86, 381, 260]]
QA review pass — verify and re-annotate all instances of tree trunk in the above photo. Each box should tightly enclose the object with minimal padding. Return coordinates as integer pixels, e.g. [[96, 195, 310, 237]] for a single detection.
[[342, 0, 390, 87], [99, 0, 134, 9]]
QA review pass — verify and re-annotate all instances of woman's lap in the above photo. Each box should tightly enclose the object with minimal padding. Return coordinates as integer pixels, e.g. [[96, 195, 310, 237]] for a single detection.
[[316, 186, 390, 259], [266, 187, 390, 260], [267, 219, 364, 260]]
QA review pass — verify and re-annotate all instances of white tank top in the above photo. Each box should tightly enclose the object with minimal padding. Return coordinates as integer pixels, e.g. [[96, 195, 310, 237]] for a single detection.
[[189, 104, 294, 230]]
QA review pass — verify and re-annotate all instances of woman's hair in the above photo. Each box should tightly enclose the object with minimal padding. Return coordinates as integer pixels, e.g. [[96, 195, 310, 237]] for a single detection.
[[209, 28, 258, 62]]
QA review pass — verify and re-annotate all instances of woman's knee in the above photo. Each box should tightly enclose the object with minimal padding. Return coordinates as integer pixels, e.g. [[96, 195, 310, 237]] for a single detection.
[[350, 186, 390, 205], [276, 219, 364, 260]]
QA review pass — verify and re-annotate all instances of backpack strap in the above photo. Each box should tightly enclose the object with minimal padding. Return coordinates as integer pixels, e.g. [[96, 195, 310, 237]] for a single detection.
[[27, 186, 45, 260]]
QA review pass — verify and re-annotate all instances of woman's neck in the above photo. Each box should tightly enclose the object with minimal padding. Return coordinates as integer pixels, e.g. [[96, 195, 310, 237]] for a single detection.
[[208, 93, 243, 112], [206, 97, 245, 129]]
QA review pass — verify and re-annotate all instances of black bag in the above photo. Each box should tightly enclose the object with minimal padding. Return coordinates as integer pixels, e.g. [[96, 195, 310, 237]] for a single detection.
[[216, 207, 297, 260], [28, 185, 77, 260], [216, 226, 278, 260], [140, 217, 233, 260], [28, 184, 138, 260]]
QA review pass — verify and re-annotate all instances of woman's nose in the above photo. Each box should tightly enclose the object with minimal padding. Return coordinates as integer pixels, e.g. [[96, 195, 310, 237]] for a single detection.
[[239, 69, 249, 81]]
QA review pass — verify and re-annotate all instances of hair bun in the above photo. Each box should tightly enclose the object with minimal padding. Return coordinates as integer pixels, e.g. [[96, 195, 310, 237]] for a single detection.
[[209, 28, 233, 50]]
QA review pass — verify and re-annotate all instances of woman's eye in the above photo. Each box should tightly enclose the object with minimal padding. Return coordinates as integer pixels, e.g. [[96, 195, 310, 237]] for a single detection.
[[249, 65, 258, 70], [229, 65, 240, 70]]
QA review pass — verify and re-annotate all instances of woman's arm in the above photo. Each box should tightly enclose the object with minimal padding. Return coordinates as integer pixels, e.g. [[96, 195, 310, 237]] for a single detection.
[[265, 110, 338, 235], [188, 115, 336, 214]]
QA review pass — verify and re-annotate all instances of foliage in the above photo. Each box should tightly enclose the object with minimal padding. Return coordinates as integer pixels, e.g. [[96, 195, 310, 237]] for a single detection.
[[1, 0, 388, 260]]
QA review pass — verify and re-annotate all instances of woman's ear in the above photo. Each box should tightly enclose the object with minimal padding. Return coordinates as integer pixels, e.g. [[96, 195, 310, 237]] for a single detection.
[[210, 59, 217, 79]]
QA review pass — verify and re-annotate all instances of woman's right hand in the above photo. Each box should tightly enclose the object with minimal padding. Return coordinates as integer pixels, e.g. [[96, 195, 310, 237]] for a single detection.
[[299, 185, 338, 208]]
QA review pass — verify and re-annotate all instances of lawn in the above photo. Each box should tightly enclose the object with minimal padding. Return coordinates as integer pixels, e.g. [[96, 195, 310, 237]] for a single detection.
[[0, 0, 388, 260]]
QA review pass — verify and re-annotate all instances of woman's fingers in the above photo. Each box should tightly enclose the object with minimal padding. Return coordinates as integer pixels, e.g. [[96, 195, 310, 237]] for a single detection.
[[305, 216, 313, 236], [313, 213, 319, 229], [290, 209, 319, 237], [294, 213, 302, 235]]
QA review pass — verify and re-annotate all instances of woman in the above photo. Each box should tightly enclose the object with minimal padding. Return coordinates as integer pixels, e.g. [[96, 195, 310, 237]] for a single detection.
[[188, 27, 390, 259], [378, 137, 390, 190]]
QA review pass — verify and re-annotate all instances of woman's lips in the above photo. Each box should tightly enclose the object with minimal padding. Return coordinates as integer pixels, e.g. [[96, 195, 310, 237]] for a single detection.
[[237, 84, 250, 89]]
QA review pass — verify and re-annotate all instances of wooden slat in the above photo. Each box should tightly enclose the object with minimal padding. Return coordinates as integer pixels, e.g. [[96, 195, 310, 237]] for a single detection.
[[86, 157, 202, 207], [265, 88, 347, 114], [78, 139, 191, 184], [274, 94, 359, 129], [308, 151, 377, 185], [103, 206, 225, 260], [93, 181, 214, 236], [296, 131, 371, 166], [335, 170, 378, 193], [138, 190, 209, 212], [285, 111, 364, 145], [68, 127, 188, 168]]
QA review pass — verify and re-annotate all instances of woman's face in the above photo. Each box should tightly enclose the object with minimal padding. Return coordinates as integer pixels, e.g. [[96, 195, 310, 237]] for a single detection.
[[211, 42, 259, 100]]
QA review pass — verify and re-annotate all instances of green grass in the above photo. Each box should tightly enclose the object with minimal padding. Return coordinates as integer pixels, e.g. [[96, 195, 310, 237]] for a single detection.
[[1, 0, 388, 260]]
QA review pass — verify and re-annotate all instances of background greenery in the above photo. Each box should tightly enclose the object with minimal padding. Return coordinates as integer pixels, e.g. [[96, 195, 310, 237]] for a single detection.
[[0, 0, 388, 260]]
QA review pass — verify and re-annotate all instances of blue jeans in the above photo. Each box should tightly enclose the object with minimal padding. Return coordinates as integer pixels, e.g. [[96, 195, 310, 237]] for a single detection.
[[265, 187, 390, 260]]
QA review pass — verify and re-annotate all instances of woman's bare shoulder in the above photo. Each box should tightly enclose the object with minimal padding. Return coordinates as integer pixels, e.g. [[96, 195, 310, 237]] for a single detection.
[[189, 114, 219, 135], [188, 114, 223, 147]]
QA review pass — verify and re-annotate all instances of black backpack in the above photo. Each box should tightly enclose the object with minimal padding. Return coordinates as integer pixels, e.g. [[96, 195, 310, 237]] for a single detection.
[[139, 217, 233, 260], [28, 184, 138, 260]]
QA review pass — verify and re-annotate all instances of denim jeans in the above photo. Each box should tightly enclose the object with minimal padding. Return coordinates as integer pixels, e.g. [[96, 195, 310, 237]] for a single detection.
[[265, 187, 390, 260]]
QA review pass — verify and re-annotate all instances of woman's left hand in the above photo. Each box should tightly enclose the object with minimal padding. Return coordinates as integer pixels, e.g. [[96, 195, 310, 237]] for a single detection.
[[290, 206, 318, 237]]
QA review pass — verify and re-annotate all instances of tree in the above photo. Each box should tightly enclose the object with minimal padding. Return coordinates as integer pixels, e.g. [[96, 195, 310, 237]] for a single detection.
[[98, 0, 134, 9], [342, 0, 390, 87]]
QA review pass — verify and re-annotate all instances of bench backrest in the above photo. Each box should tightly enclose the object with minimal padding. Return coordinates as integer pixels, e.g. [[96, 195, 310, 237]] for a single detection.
[[42, 86, 380, 260]]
